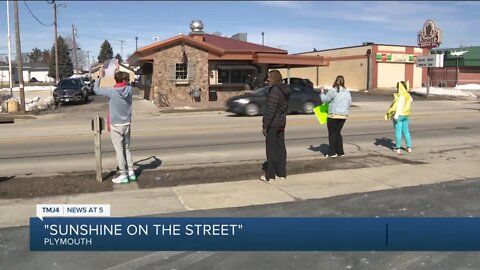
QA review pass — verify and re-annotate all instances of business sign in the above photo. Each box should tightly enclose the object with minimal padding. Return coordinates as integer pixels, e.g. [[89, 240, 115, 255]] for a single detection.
[[376, 53, 415, 63], [418, 20, 442, 48], [416, 54, 444, 68]]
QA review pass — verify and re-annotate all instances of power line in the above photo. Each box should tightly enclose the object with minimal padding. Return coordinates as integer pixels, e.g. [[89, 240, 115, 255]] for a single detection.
[[78, 33, 110, 41], [23, 1, 53, 26], [57, 24, 67, 37]]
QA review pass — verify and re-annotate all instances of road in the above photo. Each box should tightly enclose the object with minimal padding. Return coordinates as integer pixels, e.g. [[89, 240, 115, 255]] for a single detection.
[[0, 94, 479, 176], [2, 178, 480, 270]]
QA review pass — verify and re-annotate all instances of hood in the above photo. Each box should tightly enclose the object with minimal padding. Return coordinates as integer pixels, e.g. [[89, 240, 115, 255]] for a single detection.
[[397, 81, 410, 96], [275, 83, 291, 97], [115, 85, 132, 99]]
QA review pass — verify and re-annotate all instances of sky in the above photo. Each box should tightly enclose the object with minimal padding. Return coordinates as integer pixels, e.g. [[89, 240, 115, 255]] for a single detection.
[[0, 1, 479, 68]]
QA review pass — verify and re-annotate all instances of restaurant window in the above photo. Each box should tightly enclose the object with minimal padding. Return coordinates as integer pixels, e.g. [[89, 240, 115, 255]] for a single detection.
[[218, 69, 254, 84]]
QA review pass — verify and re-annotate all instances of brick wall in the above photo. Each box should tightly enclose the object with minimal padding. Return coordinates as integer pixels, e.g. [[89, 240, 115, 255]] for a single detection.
[[152, 44, 209, 105], [431, 67, 480, 87]]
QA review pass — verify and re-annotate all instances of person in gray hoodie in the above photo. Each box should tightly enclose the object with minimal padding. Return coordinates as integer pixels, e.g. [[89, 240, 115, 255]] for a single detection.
[[94, 69, 135, 184], [320, 75, 352, 158]]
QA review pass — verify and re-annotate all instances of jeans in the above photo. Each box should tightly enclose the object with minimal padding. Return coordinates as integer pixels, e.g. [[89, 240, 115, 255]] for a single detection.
[[393, 116, 412, 149], [265, 128, 287, 179], [327, 118, 346, 156]]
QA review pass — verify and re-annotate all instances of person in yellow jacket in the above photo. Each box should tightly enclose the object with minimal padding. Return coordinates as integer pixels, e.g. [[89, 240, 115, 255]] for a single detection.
[[386, 81, 413, 154]]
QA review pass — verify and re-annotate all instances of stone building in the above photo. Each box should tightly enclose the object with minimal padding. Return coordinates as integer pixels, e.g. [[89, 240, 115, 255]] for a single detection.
[[127, 20, 327, 106]]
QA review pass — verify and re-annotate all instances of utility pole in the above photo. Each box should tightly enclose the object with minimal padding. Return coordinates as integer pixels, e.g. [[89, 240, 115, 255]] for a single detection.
[[6, 0, 14, 96], [13, 0, 25, 112], [52, 0, 59, 82], [119, 40, 124, 63], [87, 50, 91, 77], [135, 36, 138, 51], [261, 32, 264, 46], [72, 24, 78, 73]]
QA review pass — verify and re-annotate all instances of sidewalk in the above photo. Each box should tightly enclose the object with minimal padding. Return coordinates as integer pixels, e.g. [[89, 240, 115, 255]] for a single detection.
[[1, 154, 479, 228]]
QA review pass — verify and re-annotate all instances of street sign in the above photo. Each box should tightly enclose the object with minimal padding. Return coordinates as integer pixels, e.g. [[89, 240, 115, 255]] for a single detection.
[[416, 54, 444, 68]]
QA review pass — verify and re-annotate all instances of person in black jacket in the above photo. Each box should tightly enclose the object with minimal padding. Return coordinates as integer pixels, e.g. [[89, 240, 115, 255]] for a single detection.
[[261, 70, 291, 182]]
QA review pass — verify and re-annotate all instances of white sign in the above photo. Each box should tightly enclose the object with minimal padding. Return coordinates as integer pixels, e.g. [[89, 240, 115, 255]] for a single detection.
[[416, 54, 444, 68], [450, 50, 468, 57]]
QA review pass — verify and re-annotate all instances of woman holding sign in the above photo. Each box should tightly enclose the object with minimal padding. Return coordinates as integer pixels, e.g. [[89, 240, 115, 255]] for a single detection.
[[320, 75, 352, 158]]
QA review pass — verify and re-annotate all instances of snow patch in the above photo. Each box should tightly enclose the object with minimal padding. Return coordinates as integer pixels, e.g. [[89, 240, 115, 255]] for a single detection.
[[411, 87, 477, 98], [453, 84, 480, 91], [0, 86, 54, 92]]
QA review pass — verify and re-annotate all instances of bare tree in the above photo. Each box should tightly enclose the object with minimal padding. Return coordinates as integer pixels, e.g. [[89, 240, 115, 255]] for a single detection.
[[64, 36, 88, 71]]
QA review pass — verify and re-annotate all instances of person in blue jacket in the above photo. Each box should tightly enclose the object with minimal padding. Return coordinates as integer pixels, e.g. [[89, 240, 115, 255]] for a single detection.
[[320, 75, 352, 158], [94, 67, 136, 184]]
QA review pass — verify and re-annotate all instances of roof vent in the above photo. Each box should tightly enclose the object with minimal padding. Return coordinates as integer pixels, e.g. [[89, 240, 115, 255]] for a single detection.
[[190, 20, 204, 33], [231, 33, 247, 42]]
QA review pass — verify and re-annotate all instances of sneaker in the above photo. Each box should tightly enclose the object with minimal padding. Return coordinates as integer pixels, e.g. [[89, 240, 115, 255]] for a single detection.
[[112, 174, 129, 184], [407, 148, 412, 153], [260, 175, 274, 182], [275, 176, 286, 180], [325, 154, 338, 158], [393, 148, 401, 154], [128, 171, 137, 181]]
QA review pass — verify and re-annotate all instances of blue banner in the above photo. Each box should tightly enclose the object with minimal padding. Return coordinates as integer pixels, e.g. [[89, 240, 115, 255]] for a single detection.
[[29, 217, 480, 251]]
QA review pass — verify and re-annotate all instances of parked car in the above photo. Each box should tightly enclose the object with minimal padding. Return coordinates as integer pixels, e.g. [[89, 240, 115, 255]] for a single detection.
[[226, 85, 322, 116], [53, 78, 89, 105], [283, 77, 314, 89]]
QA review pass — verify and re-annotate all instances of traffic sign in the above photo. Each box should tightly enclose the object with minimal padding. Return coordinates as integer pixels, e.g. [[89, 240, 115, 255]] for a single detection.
[[416, 54, 444, 68]]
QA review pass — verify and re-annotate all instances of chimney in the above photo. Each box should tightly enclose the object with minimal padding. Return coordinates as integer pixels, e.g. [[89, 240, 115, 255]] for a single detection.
[[189, 20, 205, 42]]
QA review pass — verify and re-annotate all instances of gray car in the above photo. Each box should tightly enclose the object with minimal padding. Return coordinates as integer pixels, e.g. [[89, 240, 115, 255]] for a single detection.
[[53, 78, 89, 105], [226, 85, 322, 116]]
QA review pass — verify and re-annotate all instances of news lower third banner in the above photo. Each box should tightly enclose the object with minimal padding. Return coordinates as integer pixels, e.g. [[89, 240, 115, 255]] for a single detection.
[[30, 217, 480, 251]]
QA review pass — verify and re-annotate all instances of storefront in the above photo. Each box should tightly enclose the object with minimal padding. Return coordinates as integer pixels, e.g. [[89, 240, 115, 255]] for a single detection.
[[281, 43, 429, 90], [431, 46, 480, 87]]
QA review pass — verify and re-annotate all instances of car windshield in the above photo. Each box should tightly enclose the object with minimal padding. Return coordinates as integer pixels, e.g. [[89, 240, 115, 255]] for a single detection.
[[58, 79, 80, 87]]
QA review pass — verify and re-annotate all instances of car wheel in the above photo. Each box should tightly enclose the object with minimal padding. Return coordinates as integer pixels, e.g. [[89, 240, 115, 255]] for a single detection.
[[245, 103, 259, 116], [303, 101, 315, 114]]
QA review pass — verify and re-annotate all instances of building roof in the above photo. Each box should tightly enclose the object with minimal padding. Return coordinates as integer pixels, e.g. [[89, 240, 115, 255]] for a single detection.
[[0, 62, 49, 70], [128, 32, 326, 68], [134, 34, 225, 58], [295, 43, 423, 55], [202, 34, 287, 54]]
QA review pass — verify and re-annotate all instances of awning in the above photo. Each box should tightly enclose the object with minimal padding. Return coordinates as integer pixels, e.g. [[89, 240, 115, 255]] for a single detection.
[[254, 53, 328, 68], [217, 65, 257, 70]]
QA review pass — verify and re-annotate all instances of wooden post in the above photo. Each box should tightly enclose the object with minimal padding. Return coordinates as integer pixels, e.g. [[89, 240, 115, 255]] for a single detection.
[[92, 115, 104, 182]]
